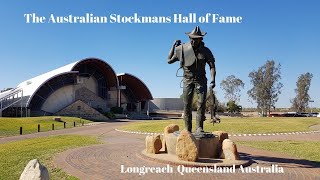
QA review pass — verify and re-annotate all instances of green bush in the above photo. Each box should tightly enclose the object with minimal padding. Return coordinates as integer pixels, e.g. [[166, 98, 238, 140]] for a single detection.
[[227, 100, 242, 113], [217, 103, 227, 112], [110, 107, 123, 114], [104, 112, 116, 119]]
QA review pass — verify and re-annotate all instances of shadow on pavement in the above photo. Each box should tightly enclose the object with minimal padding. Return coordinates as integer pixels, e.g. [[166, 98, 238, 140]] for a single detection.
[[239, 152, 320, 168]]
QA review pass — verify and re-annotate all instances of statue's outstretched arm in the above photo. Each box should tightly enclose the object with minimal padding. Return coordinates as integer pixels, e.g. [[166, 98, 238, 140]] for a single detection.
[[167, 40, 181, 64]]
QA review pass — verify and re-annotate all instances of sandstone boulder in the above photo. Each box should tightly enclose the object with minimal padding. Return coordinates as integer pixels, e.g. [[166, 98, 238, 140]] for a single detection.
[[220, 139, 239, 160], [165, 133, 177, 155], [19, 159, 49, 180], [162, 124, 179, 153], [164, 124, 179, 135], [213, 131, 229, 157], [213, 131, 229, 144], [176, 130, 199, 162], [145, 134, 162, 154]]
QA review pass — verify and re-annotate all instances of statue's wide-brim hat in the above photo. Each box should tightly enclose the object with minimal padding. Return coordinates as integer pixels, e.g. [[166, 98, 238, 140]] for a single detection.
[[185, 26, 207, 38]]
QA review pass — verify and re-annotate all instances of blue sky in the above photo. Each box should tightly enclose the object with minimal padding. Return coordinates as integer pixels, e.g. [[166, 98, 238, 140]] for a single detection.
[[0, 0, 319, 108]]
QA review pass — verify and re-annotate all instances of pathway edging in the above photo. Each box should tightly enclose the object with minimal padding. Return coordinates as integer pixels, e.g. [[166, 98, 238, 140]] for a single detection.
[[115, 128, 320, 137]]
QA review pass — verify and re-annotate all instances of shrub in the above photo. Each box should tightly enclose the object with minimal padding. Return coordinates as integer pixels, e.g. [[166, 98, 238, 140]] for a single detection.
[[104, 112, 116, 119], [110, 107, 123, 114], [227, 100, 242, 113]]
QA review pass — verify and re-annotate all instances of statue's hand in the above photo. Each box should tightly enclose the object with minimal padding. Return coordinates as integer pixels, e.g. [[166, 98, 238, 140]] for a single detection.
[[173, 40, 181, 47], [210, 81, 216, 88]]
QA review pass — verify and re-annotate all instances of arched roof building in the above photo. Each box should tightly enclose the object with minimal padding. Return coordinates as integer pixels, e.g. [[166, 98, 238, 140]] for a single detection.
[[0, 58, 153, 119], [117, 73, 153, 114], [117, 73, 153, 102]]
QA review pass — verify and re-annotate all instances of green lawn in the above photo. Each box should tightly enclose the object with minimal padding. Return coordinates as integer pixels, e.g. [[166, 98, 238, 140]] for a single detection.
[[119, 117, 320, 134], [0, 135, 100, 180], [0, 116, 93, 137], [237, 141, 320, 165]]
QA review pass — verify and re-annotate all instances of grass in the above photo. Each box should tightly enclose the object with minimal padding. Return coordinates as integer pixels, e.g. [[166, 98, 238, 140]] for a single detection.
[[0, 135, 100, 180], [119, 117, 320, 134], [0, 116, 93, 137], [237, 141, 320, 165]]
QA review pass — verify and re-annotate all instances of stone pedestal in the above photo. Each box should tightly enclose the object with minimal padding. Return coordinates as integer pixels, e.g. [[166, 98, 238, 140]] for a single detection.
[[143, 124, 245, 167], [165, 131, 220, 159], [197, 136, 220, 158]]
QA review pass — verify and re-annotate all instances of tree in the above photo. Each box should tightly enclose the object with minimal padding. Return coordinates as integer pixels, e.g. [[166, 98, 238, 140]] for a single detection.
[[226, 100, 242, 113], [291, 72, 313, 112], [220, 75, 244, 103], [247, 60, 283, 116]]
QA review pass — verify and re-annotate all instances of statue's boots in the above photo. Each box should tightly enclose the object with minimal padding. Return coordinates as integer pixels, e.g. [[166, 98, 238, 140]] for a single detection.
[[196, 127, 204, 133]]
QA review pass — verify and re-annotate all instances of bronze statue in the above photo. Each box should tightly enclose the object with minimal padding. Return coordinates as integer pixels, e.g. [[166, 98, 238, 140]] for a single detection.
[[168, 26, 218, 133]]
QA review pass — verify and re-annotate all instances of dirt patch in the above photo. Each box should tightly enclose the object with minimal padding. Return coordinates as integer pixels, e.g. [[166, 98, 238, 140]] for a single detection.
[[309, 124, 320, 130]]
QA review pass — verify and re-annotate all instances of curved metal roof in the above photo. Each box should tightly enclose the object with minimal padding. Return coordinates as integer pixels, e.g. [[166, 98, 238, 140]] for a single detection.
[[72, 58, 118, 88], [16, 57, 118, 107], [28, 71, 79, 109], [117, 73, 153, 101]]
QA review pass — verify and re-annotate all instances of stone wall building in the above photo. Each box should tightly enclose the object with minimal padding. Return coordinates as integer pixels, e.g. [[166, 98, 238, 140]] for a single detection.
[[0, 58, 153, 120], [150, 98, 184, 111]]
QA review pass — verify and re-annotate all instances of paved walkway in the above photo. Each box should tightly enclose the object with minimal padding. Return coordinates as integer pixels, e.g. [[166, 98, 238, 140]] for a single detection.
[[1, 120, 320, 179]]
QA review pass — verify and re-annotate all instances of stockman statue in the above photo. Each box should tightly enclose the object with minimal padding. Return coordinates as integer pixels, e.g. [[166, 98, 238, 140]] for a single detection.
[[167, 26, 219, 133]]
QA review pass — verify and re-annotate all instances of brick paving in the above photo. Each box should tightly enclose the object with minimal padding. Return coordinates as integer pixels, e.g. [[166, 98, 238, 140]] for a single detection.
[[1, 120, 319, 179], [53, 129, 320, 179]]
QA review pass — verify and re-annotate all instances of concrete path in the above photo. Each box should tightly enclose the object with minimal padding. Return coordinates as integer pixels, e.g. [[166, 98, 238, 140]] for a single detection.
[[1, 120, 319, 179]]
